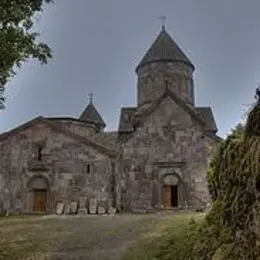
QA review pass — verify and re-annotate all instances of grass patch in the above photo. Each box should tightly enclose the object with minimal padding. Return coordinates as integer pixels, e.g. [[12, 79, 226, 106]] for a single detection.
[[0, 217, 70, 260], [123, 212, 205, 260]]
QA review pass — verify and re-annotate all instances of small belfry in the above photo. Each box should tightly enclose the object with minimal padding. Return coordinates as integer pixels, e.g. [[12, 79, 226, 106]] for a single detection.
[[79, 92, 106, 130]]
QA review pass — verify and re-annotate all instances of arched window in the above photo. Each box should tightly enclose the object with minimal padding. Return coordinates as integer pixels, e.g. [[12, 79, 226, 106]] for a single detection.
[[87, 164, 90, 173], [37, 146, 42, 161]]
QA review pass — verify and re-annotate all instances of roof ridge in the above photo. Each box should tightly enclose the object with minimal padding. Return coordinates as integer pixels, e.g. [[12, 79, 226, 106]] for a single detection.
[[43, 118, 116, 157], [135, 88, 205, 127], [0, 116, 116, 157], [0, 116, 44, 140]]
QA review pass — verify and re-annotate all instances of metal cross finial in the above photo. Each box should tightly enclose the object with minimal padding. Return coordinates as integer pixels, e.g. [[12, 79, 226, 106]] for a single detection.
[[89, 92, 94, 104], [160, 16, 167, 30]]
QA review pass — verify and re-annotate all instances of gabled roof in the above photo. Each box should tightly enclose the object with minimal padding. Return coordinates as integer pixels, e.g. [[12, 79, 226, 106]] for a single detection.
[[136, 27, 194, 72], [79, 102, 106, 129], [118, 107, 136, 132], [195, 107, 218, 133], [118, 88, 220, 142], [0, 116, 116, 157], [135, 87, 206, 128]]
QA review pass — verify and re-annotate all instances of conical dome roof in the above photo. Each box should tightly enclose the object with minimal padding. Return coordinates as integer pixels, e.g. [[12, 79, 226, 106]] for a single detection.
[[79, 98, 106, 129], [136, 27, 194, 72]]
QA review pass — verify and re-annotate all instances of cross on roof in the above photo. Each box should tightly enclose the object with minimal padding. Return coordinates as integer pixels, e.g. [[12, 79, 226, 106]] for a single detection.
[[89, 92, 94, 104], [160, 16, 167, 30]]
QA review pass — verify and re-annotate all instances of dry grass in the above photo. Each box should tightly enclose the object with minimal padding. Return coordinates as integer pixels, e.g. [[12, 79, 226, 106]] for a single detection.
[[0, 216, 71, 260], [0, 212, 202, 260]]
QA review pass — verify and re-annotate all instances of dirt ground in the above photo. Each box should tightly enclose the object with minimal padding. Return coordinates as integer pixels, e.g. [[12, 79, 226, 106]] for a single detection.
[[0, 212, 200, 260]]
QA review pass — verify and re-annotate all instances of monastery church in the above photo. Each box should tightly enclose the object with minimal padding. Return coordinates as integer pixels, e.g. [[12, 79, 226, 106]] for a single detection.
[[0, 25, 220, 214]]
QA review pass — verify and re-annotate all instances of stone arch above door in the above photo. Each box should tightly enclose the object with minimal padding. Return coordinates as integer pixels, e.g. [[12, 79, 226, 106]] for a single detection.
[[27, 175, 50, 191], [160, 172, 184, 184], [163, 174, 178, 186]]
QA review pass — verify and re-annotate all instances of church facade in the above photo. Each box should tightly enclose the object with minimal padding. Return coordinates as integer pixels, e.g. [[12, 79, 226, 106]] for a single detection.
[[0, 26, 220, 214]]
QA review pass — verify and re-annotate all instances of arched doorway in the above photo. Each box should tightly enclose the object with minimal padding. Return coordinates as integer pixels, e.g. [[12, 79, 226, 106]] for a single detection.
[[27, 176, 49, 212], [162, 174, 179, 208]]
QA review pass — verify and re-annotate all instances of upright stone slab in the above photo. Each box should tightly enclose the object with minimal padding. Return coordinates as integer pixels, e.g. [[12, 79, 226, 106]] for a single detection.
[[64, 204, 71, 214], [78, 197, 88, 215], [89, 199, 97, 214], [98, 206, 106, 215], [56, 203, 64, 215], [70, 201, 78, 214], [78, 208, 88, 215], [79, 197, 88, 209], [108, 207, 117, 215]]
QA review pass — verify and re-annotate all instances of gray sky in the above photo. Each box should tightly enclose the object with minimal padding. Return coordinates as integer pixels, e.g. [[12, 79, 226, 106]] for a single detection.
[[1, 0, 260, 138]]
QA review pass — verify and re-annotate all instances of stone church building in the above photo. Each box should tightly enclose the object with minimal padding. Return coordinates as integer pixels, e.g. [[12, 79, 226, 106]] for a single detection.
[[0, 26, 220, 214]]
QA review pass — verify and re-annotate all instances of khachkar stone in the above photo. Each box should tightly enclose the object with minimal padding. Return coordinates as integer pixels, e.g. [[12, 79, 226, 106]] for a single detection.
[[78, 208, 88, 215], [89, 199, 97, 214], [108, 207, 117, 215], [70, 201, 78, 214], [79, 197, 88, 208], [56, 203, 64, 215], [78, 197, 88, 215], [64, 204, 71, 215], [98, 206, 106, 215]]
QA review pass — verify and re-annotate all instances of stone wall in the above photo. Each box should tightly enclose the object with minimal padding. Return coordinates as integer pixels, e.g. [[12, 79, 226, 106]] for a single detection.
[[137, 61, 194, 106], [119, 96, 215, 211], [0, 122, 115, 214], [54, 119, 99, 137]]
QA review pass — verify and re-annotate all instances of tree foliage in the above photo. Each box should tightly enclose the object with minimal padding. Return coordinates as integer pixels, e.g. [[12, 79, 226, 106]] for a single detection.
[[201, 104, 260, 259], [0, 0, 53, 108]]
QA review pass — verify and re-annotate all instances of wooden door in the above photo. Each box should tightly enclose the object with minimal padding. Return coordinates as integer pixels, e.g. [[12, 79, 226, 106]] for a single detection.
[[33, 190, 47, 212], [163, 185, 172, 208]]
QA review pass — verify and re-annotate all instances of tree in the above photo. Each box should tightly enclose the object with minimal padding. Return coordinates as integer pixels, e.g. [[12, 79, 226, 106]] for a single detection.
[[0, 0, 53, 109]]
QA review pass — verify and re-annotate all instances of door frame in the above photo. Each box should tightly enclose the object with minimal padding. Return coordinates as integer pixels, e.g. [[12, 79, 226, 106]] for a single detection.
[[159, 172, 186, 209]]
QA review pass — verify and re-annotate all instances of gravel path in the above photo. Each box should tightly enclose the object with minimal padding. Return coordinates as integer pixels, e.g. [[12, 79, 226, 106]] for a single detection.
[[50, 214, 158, 260], [1, 212, 196, 260]]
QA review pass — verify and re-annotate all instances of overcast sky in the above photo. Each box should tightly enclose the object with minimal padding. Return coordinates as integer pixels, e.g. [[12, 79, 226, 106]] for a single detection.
[[1, 0, 260, 138]]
